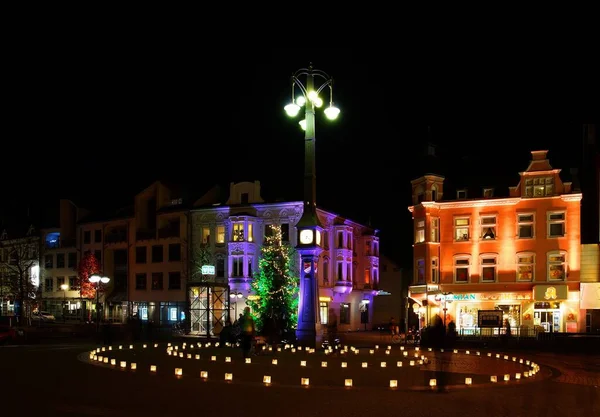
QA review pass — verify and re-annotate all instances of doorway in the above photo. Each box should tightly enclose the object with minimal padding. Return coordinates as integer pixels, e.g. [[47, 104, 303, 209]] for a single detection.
[[534, 310, 561, 333]]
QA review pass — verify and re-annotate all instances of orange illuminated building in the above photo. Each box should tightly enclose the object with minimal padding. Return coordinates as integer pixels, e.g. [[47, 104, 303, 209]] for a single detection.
[[408, 150, 583, 334]]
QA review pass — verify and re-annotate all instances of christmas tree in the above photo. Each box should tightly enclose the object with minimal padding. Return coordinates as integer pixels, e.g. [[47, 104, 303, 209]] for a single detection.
[[248, 225, 299, 335], [77, 251, 101, 299]]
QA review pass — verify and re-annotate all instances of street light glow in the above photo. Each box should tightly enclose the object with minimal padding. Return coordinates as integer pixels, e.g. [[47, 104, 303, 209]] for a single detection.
[[324, 105, 340, 120], [299, 119, 306, 130], [89, 274, 101, 283], [284, 103, 300, 117]]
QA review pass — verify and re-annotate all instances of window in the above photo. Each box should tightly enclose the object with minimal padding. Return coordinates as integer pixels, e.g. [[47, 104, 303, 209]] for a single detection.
[[94, 250, 101, 264], [454, 218, 470, 241], [337, 232, 344, 248], [168, 244, 181, 262], [232, 223, 244, 241], [340, 303, 350, 324], [548, 251, 567, 281], [83, 230, 91, 244], [94, 229, 102, 243], [248, 259, 253, 278], [136, 273, 147, 290], [241, 192, 249, 204], [152, 245, 163, 263], [202, 227, 210, 244], [416, 258, 425, 284], [457, 190, 467, 199], [516, 253, 535, 281], [364, 268, 370, 285], [69, 276, 78, 290], [454, 256, 470, 283], [517, 214, 535, 239], [216, 226, 225, 244], [168, 272, 181, 290], [45, 254, 53, 269], [57, 277, 65, 289], [337, 262, 343, 281], [547, 212, 565, 237], [431, 185, 438, 201], [373, 241, 379, 256], [67, 252, 76, 268], [151, 273, 163, 290], [415, 220, 425, 243], [320, 302, 328, 325], [56, 254, 65, 268], [323, 260, 329, 283], [281, 224, 290, 241], [480, 254, 497, 282], [216, 258, 225, 277], [431, 257, 439, 283], [479, 215, 496, 240], [347, 264, 351, 283], [365, 241, 371, 256], [45, 278, 53, 292], [373, 268, 378, 286], [248, 223, 254, 242], [430, 218, 439, 242], [483, 188, 494, 198], [232, 257, 243, 277], [347, 233, 352, 250], [136, 247, 147, 263]]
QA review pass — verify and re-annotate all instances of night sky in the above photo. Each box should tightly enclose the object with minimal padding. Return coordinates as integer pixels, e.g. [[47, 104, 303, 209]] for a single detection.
[[3, 48, 597, 267]]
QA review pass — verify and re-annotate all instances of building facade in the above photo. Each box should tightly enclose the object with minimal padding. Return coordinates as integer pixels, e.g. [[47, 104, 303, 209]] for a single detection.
[[189, 181, 380, 336], [408, 150, 583, 334]]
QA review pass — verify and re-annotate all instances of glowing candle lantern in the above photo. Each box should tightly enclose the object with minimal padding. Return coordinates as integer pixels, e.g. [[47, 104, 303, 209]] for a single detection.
[[111, 359, 116, 366], [490, 376, 497, 383], [168, 343, 171, 347], [120, 361, 127, 368], [298, 346, 303, 351], [154, 344, 158, 348], [390, 380, 398, 388], [429, 379, 437, 387], [96, 348, 100, 353], [150, 365, 157, 372], [129, 345, 133, 349], [291, 348, 296, 353], [400, 346, 405, 351], [102, 347, 106, 352], [187, 354, 192, 359], [211, 356, 216, 362], [515, 373, 521, 380], [200, 371, 208, 379], [262, 346, 266, 351], [403, 352, 408, 357], [108, 347, 112, 351], [103, 358, 109, 363], [409, 361, 415, 366], [179, 353, 184, 358], [285, 344, 290, 349], [487, 353, 492, 357], [362, 362, 368, 368], [387, 345, 392, 350], [119, 345, 123, 350], [466, 350, 470, 355], [465, 377, 472, 385], [476, 352, 481, 356], [414, 353, 419, 358], [380, 362, 387, 368], [245, 358, 252, 364], [225, 357, 232, 363], [415, 347, 420, 352], [519, 359, 524, 364], [196, 355, 200, 360], [504, 374, 510, 381], [440, 349, 444, 352], [397, 361, 403, 367], [496, 354, 500, 358], [369, 350, 375, 355], [143, 344, 147, 349], [321, 361, 327, 368], [263, 375, 271, 384], [419, 360, 423, 365], [272, 359, 278, 365], [354, 350, 359, 355], [340, 362, 347, 368], [375, 345, 379, 349], [385, 350, 390, 355], [277, 347, 282, 352], [131, 363, 137, 370], [504, 355, 509, 360], [301, 361, 307, 367], [524, 371, 529, 378], [301, 378, 309, 386], [206, 342, 211, 347], [269, 347, 273, 351], [345, 379, 353, 387], [526, 360, 530, 365], [175, 368, 183, 376], [225, 373, 233, 381], [428, 348, 432, 352], [214, 343, 219, 348], [512, 357, 517, 362]]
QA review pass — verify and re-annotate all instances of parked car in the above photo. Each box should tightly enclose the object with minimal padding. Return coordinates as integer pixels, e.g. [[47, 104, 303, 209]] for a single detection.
[[31, 311, 56, 322]]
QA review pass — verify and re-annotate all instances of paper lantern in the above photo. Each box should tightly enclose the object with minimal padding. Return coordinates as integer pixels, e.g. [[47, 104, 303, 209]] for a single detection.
[[211, 356, 216, 362], [111, 359, 116, 366], [369, 350, 375, 355], [154, 344, 158, 348], [385, 350, 390, 355], [321, 361, 327, 368], [466, 350, 470, 354], [120, 361, 127, 368], [245, 358, 252, 364], [375, 345, 379, 349], [103, 358, 109, 364], [465, 377, 472, 385], [225, 357, 232, 363], [397, 361, 403, 367], [195, 355, 200, 360], [187, 354, 192, 359], [341, 362, 347, 368], [415, 347, 420, 351], [131, 363, 137, 370], [118, 345, 123, 350], [515, 373, 521, 380], [143, 344, 147, 348], [390, 380, 398, 388], [361, 362, 368, 368], [409, 361, 415, 366], [490, 376, 497, 382], [380, 362, 387, 368], [512, 357, 517, 362], [345, 379, 353, 387], [429, 379, 437, 387], [504, 374, 510, 381], [400, 346, 405, 351], [129, 345, 133, 350], [225, 373, 233, 381], [301, 360, 307, 367], [201, 371, 208, 378], [263, 375, 272, 384], [175, 368, 183, 376], [301, 378, 309, 386], [150, 365, 157, 372], [272, 359, 278, 365]]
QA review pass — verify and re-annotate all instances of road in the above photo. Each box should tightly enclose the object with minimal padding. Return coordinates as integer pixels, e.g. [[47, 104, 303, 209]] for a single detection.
[[1, 342, 598, 417]]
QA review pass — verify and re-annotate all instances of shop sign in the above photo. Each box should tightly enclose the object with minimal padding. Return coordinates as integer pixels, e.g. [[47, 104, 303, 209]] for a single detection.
[[201, 265, 215, 275], [480, 293, 532, 301], [451, 294, 476, 301], [533, 285, 568, 301]]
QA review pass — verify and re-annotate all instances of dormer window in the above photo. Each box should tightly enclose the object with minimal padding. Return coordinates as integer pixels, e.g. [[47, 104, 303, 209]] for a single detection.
[[431, 185, 438, 201], [457, 190, 467, 199], [483, 188, 494, 198], [525, 177, 554, 197]]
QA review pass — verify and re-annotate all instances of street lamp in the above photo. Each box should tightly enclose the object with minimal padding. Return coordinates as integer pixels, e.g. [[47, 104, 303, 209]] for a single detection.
[[284, 64, 340, 347], [89, 274, 110, 333], [60, 284, 68, 322], [435, 292, 454, 329]]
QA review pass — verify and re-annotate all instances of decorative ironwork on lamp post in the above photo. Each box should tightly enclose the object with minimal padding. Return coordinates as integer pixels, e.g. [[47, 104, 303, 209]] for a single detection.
[[89, 274, 110, 333], [435, 292, 454, 329], [283, 63, 340, 347]]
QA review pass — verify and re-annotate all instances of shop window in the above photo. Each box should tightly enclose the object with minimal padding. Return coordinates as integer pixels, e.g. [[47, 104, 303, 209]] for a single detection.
[[320, 302, 328, 325], [454, 218, 470, 241], [454, 256, 470, 283], [458, 305, 479, 330], [480, 215, 497, 240], [497, 305, 521, 332], [480, 254, 497, 282], [340, 303, 350, 324], [516, 252, 535, 281], [547, 251, 567, 281], [517, 213, 535, 239], [415, 220, 425, 243]]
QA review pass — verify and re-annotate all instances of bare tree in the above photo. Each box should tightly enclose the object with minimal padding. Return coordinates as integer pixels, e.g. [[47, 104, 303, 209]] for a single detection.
[[190, 244, 212, 281], [0, 227, 40, 325]]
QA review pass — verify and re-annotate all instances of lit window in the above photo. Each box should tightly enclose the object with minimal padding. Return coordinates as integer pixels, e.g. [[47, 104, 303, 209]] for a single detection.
[[319, 302, 328, 325], [517, 214, 535, 239], [480, 216, 497, 240], [431, 257, 439, 283], [548, 251, 567, 281], [480, 255, 497, 282], [202, 227, 210, 244], [516, 253, 535, 281], [525, 177, 554, 197], [364, 268, 371, 285], [415, 220, 425, 243], [248, 223, 253, 242], [430, 218, 439, 242], [216, 226, 225, 244], [454, 256, 470, 283], [454, 218, 470, 241], [547, 212, 565, 238], [232, 223, 244, 241]]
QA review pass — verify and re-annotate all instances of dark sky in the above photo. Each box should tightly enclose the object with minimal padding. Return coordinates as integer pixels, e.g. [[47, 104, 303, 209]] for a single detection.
[[3, 47, 598, 267]]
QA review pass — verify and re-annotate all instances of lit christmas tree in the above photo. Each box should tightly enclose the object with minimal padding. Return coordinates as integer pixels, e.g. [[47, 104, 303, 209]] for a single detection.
[[248, 225, 299, 335], [77, 251, 101, 299]]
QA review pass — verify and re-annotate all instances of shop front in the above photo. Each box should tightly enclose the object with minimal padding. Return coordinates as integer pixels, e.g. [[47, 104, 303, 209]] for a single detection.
[[532, 285, 580, 333]]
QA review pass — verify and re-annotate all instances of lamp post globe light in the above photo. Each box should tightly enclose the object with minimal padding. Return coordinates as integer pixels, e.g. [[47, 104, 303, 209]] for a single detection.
[[230, 292, 244, 319], [284, 64, 340, 347], [89, 274, 110, 332], [60, 283, 68, 322]]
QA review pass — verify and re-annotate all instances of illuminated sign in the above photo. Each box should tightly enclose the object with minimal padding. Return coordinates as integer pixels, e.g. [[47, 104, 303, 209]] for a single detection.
[[479, 293, 532, 301], [201, 265, 215, 275], [544, 287, 557, 300], [533, 285, 568, 301]]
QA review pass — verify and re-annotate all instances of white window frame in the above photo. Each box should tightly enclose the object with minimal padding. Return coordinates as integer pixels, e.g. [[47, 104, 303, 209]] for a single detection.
[[415, 258, 425, 284], [479, 253, 498, 283], [517, 213, 535, 239], [415, 219, 425, 243], [454, 217, 470, 242], [453, 255, 471, 283], [430, 218, 440, 242], [516, 252, 535, 282], [480, 215, 497, 240], [431, 257, 439, 284], [216, 225, 225, 244], [547, 250, 567, 281], [231, 256, 243, 277], [547, 211, 566, 238], [232, 222, 244, 241]]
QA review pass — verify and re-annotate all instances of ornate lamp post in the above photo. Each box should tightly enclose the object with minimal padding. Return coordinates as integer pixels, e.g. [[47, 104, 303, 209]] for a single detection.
[[284, 64, 340, 347], [435, 292, 454, 329], [89, 274, 110, 333], [229, 291, 243, 321], [60, 283, 68, 322]]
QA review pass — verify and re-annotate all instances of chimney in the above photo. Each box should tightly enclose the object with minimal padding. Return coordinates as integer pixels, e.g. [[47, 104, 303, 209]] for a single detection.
[[531, 150, 549, 161]]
